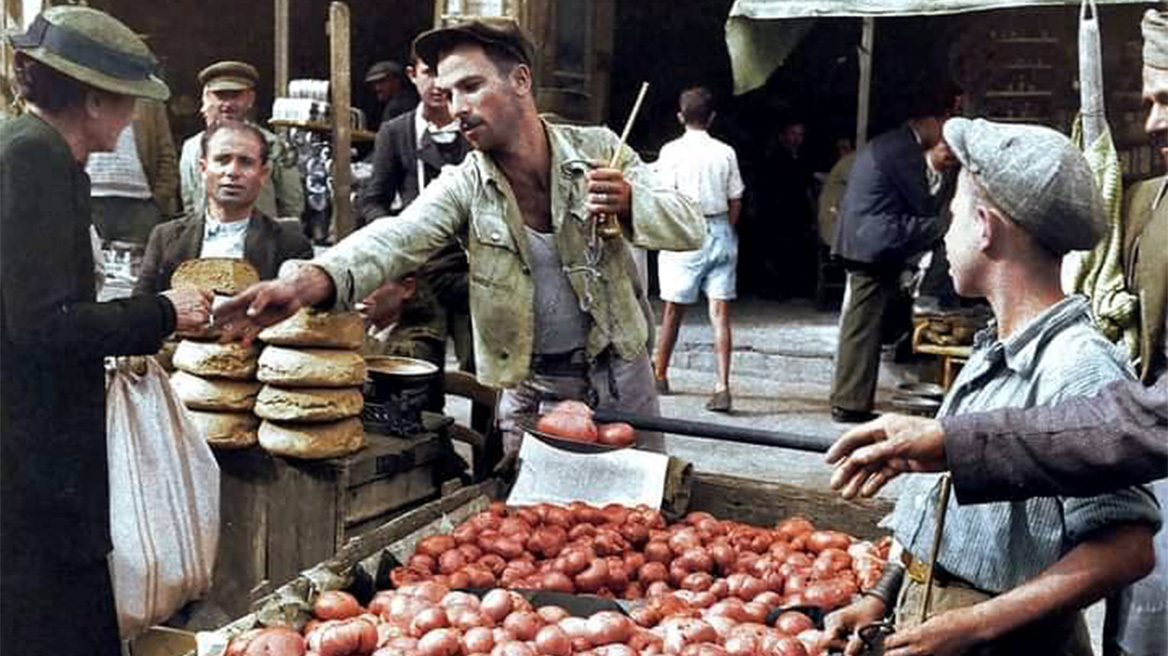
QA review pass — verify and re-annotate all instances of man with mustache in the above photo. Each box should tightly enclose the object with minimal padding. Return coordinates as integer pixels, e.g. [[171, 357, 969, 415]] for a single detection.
[[214, 18, 704, 460], [135, 120, 313, 295], [179, 61, 304, 221]]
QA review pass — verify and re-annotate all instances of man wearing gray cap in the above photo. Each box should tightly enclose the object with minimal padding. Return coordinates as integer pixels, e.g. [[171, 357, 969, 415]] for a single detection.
[[1, 7, 212, 653], [179, 60, 304, 220], [821, 118, 1160, 656]]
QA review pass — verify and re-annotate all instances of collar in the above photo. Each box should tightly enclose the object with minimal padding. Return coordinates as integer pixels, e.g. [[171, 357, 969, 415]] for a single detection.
[[1155, 176, 1167, 211], [203, 211, 251, 237], [414, 105, 460, 149], [971, 295, 1092, 375]]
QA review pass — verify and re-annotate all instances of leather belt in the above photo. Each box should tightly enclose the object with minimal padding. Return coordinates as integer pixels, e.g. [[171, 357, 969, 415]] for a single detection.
[[530, 349, 589, 377], [900, 550, 972, 589]]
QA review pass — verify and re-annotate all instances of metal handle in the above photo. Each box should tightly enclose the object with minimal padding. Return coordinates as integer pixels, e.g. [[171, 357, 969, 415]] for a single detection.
[[591, 409, 836, 454]]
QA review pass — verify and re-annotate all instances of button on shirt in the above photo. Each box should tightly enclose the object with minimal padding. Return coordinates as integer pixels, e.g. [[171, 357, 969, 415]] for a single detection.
[[883, 295, 1161, 594], [654, 128, 744, 216], [200, 215, 249, 258]]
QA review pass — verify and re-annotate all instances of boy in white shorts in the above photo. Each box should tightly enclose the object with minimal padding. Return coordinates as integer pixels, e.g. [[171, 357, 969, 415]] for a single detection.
[[652, 87, 745, 412]]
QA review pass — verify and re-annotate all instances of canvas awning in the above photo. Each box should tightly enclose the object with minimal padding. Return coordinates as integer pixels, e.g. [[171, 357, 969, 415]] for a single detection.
[[726, 0, 1147, 94]]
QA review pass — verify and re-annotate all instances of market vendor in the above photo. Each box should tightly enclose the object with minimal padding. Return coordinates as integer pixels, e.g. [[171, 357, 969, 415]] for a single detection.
[[0, 7, 212, 654], [214, 18, 704, 459]]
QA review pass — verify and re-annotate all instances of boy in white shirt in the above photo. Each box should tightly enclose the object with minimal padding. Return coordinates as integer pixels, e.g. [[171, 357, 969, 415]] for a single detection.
[[653, 87, 745, 412]]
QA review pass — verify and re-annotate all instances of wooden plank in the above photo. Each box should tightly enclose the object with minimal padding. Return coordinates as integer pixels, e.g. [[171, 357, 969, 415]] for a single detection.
[[273, 0, 289, 97], [328, 2, 354, 239], [265, 457, 344, 587], [210, 449, 277, 620], [856, 16, 875, 148], [345, 464, 438, 528], [689, 473, 892, 541]]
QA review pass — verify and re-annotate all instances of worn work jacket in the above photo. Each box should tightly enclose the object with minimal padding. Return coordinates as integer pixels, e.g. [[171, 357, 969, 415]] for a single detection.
[[315, 121, 705, 388]]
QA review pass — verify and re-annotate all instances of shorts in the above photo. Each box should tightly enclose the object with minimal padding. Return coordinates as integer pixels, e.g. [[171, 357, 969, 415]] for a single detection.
[[657, 214, 737, 304]]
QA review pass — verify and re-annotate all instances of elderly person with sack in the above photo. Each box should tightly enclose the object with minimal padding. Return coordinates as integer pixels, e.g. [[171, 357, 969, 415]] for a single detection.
[[1, 7, 211, 654]]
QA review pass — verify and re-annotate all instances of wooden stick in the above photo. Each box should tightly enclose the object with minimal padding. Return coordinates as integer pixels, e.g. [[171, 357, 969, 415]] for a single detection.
[[920, 474, 953, 624], [609, 82, 650, 168]]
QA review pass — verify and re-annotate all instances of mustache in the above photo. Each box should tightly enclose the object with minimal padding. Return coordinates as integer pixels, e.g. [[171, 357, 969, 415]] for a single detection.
[[1149, 127, 1168, 151], [460, 116, 484, 132]]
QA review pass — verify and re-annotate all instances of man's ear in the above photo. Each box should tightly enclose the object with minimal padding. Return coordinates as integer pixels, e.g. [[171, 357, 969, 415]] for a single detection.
[[258, 161, 271, 184], [509, 63, 533, 96], [401, 276, 417, 300], [976, 204, 1002, 253], [677, 111, 685, 126]]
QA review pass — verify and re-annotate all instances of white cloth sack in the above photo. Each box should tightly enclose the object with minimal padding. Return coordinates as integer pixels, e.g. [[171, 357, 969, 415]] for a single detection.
[[106, 357, 220, 639]]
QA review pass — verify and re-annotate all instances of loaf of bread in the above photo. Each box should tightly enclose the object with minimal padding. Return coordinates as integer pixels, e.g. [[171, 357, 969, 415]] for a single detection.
[[171, 370, 261, 411], [171, 258, 259, 295], [258, 417, 365, 459], [257, 308, 364, 350], [254, 385, 363, 422], [187, 409, 259, 450], [173, 340, 260, 380], [257, 346, 366, 387]]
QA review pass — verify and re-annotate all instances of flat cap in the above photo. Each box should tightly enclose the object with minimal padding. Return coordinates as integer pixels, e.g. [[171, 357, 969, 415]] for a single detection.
[[364, 60, 403, 83], [6, 6, 169, 101], [1144, 9, 1168, 70], [413, 17, 534, 70], [944, 118, 1105, 255], [199, 60, 258, 91]]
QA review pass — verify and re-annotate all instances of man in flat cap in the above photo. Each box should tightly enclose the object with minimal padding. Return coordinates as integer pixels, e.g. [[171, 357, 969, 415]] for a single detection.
[[365, 59, 417, 125], [215, 18, 704, 462], [178, 60, 304, 220], [821, 118, 1160, 656]]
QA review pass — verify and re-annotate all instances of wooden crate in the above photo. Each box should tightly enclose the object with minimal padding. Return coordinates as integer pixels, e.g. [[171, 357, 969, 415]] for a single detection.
[[182, 414, 459, 627], [181, 473, 892, 654]]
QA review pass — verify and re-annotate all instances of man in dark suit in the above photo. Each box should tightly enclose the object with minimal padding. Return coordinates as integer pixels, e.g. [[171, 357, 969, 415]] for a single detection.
[[357, 48, 473, 371], [136, 120, 313, 296], [829, 92, 956, 423]]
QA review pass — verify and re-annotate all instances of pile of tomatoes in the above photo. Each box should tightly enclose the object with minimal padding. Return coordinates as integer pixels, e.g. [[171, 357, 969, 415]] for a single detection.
[[225, 503, 889, 655]]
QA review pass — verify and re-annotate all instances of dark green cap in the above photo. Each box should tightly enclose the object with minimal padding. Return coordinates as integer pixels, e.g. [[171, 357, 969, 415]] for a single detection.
[[7, 6, 169, 101], [413, 17, 534, 70]]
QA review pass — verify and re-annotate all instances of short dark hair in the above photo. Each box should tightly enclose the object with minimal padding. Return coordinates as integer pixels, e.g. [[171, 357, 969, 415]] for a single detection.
[[200, 119, 270, 165], [679, 87, 715, 126], [12, 53, 88, 113]]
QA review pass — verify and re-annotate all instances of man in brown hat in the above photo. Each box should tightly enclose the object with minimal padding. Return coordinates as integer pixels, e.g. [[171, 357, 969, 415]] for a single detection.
[[365, 59, 417, 125], [215, 18, 704, 461], [179, 60, 304, 220], [1, 7, 212, 653]]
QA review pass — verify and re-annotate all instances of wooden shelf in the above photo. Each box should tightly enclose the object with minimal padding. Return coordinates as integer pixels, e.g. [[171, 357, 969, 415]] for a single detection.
[[269, 118, 377, 143], [994, 37, 1059, 44], [984, 90, 1054, 98]]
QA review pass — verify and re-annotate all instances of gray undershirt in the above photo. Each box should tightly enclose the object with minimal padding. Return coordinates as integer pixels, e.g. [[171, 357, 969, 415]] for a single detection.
[[525, 226, 590, 355]]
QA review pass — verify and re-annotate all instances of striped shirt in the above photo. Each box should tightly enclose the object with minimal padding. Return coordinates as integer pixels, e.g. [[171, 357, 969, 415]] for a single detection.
[[883, 295, 1161, 594]]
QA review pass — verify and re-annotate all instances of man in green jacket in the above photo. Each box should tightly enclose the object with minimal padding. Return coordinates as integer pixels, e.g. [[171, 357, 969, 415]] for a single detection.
[[216, 18, 704, 458]]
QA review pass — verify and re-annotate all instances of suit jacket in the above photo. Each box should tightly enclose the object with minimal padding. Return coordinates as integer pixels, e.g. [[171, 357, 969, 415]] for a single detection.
[[1, 114, 176, 563], [132, 100, 179, 217], [832, 125, 945, 268], [944, 373, 1167, 504], [1122, 176, 1167, 384], [357, 109, 470, 224], [134, 211, 314, 296]]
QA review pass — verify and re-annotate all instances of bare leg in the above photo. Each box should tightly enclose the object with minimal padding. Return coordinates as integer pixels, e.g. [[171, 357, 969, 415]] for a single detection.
[[653, 301, 688, 381], [709, 299, 732, 392]]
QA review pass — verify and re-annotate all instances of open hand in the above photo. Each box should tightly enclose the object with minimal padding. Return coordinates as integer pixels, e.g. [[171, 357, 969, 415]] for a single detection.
[[819, 595, 887, 656], [825, 414, 948, 499], [884, 607, 982, 656]]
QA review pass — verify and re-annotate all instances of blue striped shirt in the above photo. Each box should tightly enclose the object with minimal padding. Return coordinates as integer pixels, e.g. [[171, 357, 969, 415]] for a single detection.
[[883, 295, 1161, 594]]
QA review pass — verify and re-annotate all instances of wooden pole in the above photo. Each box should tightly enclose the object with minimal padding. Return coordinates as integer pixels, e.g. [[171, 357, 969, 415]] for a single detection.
[[274, 0, 289, 97], [856, 17, 875, 148], [329, 2, 354, 239]]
